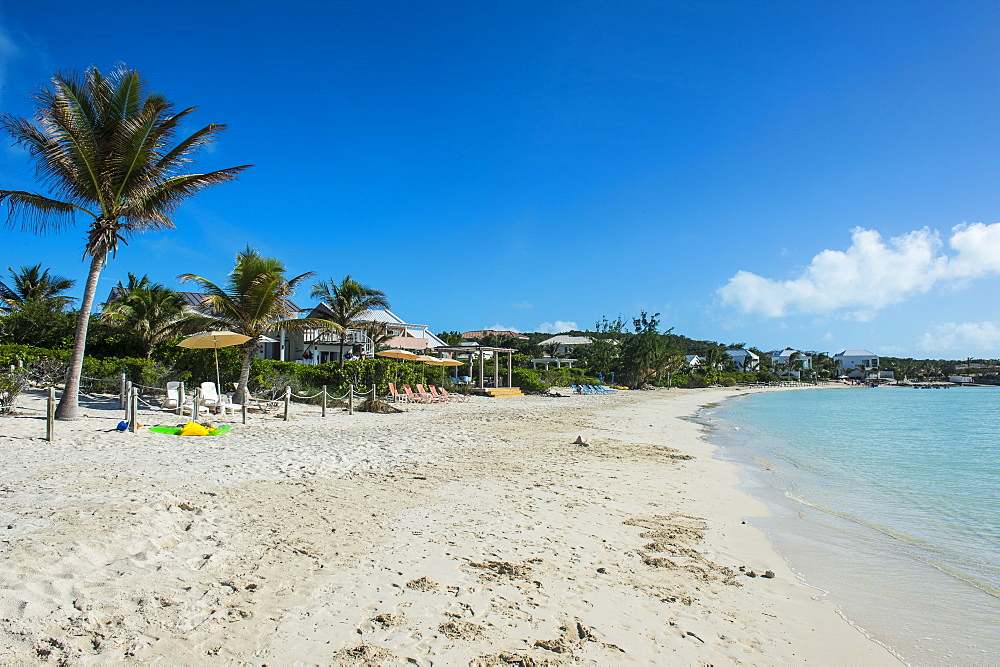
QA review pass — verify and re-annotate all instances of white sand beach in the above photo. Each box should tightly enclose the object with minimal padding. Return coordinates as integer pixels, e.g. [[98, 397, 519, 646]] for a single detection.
[[0, 386, 896, 664]]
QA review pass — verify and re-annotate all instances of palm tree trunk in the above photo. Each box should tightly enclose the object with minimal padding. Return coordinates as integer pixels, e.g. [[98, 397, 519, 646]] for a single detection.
[[55, 254, 104, 420], [234, 339, 257, 405]]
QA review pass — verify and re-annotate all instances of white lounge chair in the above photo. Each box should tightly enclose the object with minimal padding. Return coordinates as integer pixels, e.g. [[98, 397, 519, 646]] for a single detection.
[[165, 381, 182, 409], [200, 381, 242, 415]]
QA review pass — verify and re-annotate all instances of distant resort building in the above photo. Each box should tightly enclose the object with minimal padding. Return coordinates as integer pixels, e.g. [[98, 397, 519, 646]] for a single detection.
[[768, 348, 812, 379], [833, 349, 879, 379], [685, 354, 702, 368], [461, 329, 528, 341], [538, 334, 592, 355], [110, 288, 446, 364], [725, 349, 759, 372], [294, 303, 446, 364]]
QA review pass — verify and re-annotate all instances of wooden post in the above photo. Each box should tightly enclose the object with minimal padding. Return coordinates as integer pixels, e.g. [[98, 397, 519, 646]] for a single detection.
[[193, 388, 202, 421], [119, 372, 127, 407], [129, 386, 138, 432], [177, 381, 185, 416], [508, 351, 513, 388], [494, 354, 499, 389], [321, 385, 327, 417], [124, 381, 133, 420], [478, 350, 484, 389], [283, 386, 291, 421], [46, 387, 55, 442], [348, 384, 354, 415], [242, 401, 247, 425]]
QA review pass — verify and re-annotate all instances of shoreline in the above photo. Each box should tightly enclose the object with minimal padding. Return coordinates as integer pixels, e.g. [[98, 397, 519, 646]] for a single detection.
[[704, 385, 1000, 665], [0, 386, 896, 663]]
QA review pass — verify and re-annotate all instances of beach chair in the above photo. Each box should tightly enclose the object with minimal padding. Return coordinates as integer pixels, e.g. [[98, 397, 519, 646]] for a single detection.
[[387, 382, 409, 403], [200, 381, 242, 415], [436, 386, 469, 402], [416, 384, 443, 403], [427, 385, 452, 402], [165, 381, 182, 409], [402, 384, 430, 403], [599, 385, 619, 392]]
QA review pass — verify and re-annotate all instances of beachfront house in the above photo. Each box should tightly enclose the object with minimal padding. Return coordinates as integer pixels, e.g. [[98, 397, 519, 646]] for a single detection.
[[832, 349, 879, 379], [685, 354, 702, 368], [725, 349, 759, 372], [769, 349, 812, 379], [538, 334, 592, 356], [291, 303, 447, 364]]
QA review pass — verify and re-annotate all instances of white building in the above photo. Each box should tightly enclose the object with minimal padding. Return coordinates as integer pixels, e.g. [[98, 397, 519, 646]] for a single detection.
[[538, 334, 592, 356], [725, 349, 759, 372], [833, 349, 879, 379], [769, 349, 812, 378], [685, 354, 702, 368], [291, 304, 447, 364]]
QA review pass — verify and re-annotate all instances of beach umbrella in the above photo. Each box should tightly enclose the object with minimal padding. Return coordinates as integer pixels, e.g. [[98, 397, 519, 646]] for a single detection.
[[375, 348, 420, 360], [376, 348, 420, 383], [413, 354, 440, 364], [433, 357, 463, 381], [177, 331, 251, 390]]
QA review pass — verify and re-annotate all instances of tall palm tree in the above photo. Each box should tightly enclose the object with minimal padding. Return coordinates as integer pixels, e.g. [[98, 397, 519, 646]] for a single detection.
[[310, 275, 390, 365], [180, 246, 333, 405], [100, 273, 193, 357], [0, 264, 75, 312], [0, 65, 250, 419]]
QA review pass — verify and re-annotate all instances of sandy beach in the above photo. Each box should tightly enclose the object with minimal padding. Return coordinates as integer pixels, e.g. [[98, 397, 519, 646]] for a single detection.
[[0, 386, 896, 665]]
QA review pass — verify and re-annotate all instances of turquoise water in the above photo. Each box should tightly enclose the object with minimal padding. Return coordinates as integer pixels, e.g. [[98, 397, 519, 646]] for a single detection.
[[705, 386, 1000, 665]]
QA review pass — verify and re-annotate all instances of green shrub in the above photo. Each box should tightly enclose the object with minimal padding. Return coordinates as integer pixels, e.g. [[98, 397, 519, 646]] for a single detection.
[[512, 368, 549, 393]]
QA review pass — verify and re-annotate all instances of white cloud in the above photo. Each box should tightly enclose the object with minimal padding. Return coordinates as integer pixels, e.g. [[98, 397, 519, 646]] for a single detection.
[[535, 320, 578, 334], [918, 321, 1000, 355], [719, 223, 1000, 319], [511, 300, 534, 309]]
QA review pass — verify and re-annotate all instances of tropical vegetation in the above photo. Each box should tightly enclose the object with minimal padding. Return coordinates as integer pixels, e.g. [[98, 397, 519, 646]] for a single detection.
[[0, 65, 249, 419], [100, 273, 193, 357], [178, 246, 330, 405], [310, 275, 390, 364]]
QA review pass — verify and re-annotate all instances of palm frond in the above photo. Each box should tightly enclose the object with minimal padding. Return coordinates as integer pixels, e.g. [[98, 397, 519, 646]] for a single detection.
[[0, 190, 91, 233]]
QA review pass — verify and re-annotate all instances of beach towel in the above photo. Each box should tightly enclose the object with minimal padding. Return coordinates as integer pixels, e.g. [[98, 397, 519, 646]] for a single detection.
[[149, 424, 233, 436]]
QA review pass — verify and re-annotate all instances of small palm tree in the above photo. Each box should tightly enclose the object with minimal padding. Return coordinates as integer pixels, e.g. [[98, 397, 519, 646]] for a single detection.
[[180, 246, 332, 405], [0, 65, 250, 419], [100, 273, 193, 357], [310, 275, 390, 365], [358, 321, 395, 352], [0, 264, 75, 312]]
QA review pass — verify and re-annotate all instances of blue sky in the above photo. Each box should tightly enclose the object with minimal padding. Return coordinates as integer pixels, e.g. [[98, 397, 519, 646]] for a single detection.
[[1, 1, 997, 358]]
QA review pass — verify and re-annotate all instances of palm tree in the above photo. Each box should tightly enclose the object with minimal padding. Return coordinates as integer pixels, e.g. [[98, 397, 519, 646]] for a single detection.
[[100, 273, 193, 357], [310, 275, 390, 365], [0, 264, 76, 312], [358, 321, 395, 352], [179, 246, 331, 405], [0, 65, 250, 419]]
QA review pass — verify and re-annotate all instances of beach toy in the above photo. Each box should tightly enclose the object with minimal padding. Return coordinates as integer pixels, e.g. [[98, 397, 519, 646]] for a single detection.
[[116, 420, 129, 431], [149, 424, 232, 436], [179, 421, 210, 436]]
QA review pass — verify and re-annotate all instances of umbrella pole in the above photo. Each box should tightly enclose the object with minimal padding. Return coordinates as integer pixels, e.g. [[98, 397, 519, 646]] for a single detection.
[[215, 344, 221, 392]]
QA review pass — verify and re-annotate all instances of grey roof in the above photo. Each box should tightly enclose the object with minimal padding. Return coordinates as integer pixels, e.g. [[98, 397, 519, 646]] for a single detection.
[[834, 349, 877, 357], [106, 288, 302, 313], [539, 335, 592, 346]]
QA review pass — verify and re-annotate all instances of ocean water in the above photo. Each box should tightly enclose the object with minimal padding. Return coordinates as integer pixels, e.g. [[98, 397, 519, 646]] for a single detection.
[[703, 386, 1000, 665]]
